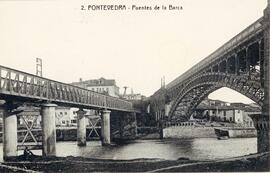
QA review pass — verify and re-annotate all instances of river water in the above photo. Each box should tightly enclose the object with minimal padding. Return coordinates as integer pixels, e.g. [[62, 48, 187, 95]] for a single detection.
[[0, 138, 257, 162]]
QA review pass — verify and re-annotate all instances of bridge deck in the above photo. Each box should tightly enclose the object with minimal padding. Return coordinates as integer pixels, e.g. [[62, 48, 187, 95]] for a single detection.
[[0, 65, 136, 112]]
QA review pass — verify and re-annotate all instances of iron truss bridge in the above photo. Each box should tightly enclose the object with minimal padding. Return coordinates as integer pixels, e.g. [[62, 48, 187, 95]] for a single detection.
[[0, 65, 136, 113], [151, 16, 267, 121]]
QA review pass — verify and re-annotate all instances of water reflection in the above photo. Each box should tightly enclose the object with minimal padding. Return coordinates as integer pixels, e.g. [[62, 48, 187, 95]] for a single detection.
[[0, 138, 257, 162]]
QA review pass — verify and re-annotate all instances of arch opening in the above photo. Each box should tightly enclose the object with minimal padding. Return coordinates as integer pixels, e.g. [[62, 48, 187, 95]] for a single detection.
[[171, 86, 261, 122], [208, 87, 256, 104]]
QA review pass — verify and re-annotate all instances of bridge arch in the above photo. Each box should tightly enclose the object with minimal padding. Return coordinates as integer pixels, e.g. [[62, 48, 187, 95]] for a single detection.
[[169, 72, 263, 121]]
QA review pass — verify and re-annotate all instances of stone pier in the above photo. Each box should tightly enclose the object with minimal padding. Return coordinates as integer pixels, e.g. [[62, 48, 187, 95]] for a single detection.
[[77, 109, 87, 146], [1, 101, 18, 160], [263, 0, 270, 153], [41, 103, 57, 156], [249, 114, 269, 153], [101, 110, 111, 145]]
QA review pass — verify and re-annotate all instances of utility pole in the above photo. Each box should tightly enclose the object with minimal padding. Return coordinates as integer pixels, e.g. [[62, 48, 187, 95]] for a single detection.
[[161, 76, 165, 88], [123, 86, 128, 96], [163, 76, 165, 87], [36, 58, 43, 77]]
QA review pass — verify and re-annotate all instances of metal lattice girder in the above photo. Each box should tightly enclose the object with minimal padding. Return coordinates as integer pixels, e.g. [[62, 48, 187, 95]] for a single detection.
[[173, 84, 220, 120], [0, 65, 137, 113], [169, 72, 263, 120]]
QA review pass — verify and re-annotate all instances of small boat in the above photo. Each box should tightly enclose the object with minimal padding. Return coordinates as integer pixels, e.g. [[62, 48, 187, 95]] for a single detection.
[[217, 136, 229, 140], [214, 127, 257, 138]]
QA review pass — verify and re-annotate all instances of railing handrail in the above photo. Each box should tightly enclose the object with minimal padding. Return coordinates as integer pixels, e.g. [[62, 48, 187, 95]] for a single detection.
[[0, 65, 132, 105], [0, 65, 136, 112]]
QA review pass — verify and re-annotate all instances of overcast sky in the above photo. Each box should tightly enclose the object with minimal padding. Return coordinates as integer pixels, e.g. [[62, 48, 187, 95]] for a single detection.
[[0, 0, 267, 103]]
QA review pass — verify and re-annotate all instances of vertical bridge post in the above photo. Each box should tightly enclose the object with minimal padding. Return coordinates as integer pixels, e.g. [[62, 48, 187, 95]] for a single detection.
[[101, 110, 111, 145], [249, 114, 269, 152], [77, 108, 87, 146], [262, 0, 270, 153], [41, 103, 57, 157], [0, 101, 18, 161]]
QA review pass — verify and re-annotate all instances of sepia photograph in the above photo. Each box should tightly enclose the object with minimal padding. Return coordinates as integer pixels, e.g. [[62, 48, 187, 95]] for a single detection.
[[0, 0, 269, 172]]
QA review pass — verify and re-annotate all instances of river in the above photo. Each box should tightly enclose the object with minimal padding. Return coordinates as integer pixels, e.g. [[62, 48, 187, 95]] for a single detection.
[[0, 138, 257, 162]]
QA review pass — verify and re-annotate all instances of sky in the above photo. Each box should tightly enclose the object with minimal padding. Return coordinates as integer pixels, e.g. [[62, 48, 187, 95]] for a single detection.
[[0, 0, 267, 104]]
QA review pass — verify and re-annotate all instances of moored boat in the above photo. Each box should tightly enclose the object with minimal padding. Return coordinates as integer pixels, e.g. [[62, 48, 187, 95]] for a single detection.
[[217, 136, 229, 140], [214, 127, 257, 138]]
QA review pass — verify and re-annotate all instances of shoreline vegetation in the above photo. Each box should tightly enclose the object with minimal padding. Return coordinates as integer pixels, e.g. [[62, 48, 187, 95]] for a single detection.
[[0, 152, 269, 172]]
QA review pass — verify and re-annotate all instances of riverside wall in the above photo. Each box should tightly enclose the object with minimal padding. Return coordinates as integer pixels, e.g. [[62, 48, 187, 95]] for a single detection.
[[163, 126, 217, 138], [228, 129, 257, 138]]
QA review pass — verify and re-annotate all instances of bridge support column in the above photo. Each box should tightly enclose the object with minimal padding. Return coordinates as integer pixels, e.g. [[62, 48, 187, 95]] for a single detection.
[[77, 109, 87, 146], [0, 101, 18, 160], [262, 0, 270, 153], [41, 103, 57, 157], [101, 110, 111, 145], [249, 114, 269, 153]]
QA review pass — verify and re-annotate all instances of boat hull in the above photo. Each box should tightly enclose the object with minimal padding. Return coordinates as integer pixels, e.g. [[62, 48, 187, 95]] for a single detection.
[[215, 128, 257, 138]]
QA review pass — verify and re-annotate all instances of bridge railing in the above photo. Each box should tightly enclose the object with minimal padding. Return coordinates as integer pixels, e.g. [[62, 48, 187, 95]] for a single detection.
[[0, 65, 134, 112], [166, 17, 264, 90]]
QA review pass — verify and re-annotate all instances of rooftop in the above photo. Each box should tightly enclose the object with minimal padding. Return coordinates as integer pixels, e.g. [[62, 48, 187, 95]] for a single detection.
[[71, 77, 117, 87], [196, 105, 261, 112]]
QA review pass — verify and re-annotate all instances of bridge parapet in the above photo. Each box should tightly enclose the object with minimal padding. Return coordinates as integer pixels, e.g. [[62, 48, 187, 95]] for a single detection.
[[0, 65, 136, 112]]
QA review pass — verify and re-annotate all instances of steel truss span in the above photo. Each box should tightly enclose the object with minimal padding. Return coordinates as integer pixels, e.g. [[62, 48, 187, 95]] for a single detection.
[[0, 65, 134, 112], [150, 16, 267, 121]]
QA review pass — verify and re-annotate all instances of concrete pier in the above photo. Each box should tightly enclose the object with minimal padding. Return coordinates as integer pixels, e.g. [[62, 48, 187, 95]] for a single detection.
[[77, 109, 87, 146], [101, 110, 111, 145], [41, 103, 57, 156], [1, 103, 18, 160], [249, 114, 269, 153]]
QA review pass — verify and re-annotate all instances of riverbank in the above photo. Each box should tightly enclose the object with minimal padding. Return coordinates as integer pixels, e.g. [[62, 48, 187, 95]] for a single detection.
[[162, 121, 257, 139], [1, 152, 269, 172]]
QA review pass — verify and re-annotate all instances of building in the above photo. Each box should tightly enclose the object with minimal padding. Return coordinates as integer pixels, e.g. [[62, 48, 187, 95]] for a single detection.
[[196, 106, 244, 123], [122, 93, 145, 100], [55, 107, 99, 127], [121, 89, 146, 101], [198, 107, 242, 125], [194, 99, 260, 127], [55, 107, 76, 127], [71, 77, 120, 97]]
